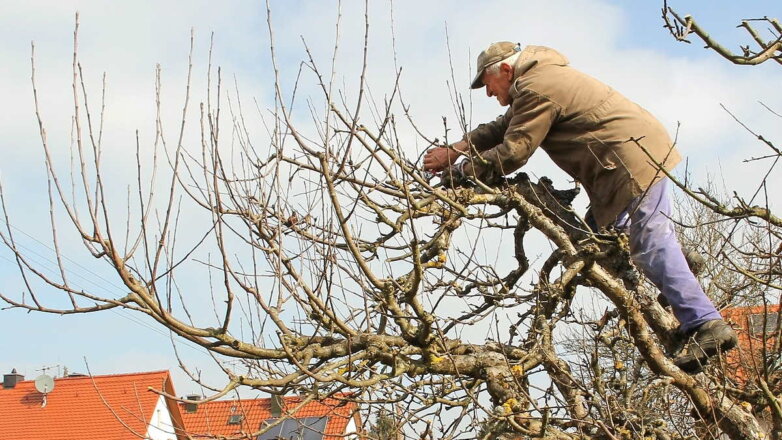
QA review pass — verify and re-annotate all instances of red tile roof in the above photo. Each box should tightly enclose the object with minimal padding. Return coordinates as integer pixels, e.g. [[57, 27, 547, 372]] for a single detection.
[[180, 394, 359, 439], [722, 304, 782, 383], [0, 370, 185, 440]]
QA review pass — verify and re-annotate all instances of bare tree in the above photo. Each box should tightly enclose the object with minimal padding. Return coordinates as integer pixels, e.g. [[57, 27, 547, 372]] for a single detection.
[[1, 5, 780, 440]]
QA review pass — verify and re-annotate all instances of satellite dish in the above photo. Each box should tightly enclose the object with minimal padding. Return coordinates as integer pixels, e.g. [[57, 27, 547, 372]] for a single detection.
[[34, 374, 55, 394]]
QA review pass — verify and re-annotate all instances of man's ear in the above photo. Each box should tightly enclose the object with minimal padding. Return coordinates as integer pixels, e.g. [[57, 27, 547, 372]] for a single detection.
[[500, 62, 514, 78]]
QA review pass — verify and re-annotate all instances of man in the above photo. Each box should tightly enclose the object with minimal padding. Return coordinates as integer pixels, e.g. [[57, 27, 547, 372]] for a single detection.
[[423, 42, 736, 374]]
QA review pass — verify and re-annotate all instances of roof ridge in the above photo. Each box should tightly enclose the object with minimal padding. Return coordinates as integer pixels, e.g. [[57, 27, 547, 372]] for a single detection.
[[180, 393, 354, 404], [193, 395, 306, 403], [11, 369, 171, 384]]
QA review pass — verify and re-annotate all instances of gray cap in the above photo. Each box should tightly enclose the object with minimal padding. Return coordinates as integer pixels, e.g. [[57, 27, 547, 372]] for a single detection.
[[470, 41, 521, 89]]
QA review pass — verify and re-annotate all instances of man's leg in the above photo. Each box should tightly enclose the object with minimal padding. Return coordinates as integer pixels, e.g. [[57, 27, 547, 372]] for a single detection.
[[620, 178, 736, 373], [622, 178, 722, 333]]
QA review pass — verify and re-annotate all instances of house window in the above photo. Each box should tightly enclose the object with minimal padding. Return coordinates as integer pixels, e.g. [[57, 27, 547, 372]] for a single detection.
[[228, 414, 244, 425], [749, 313, 780, 336], [257, 417, 328, 440]]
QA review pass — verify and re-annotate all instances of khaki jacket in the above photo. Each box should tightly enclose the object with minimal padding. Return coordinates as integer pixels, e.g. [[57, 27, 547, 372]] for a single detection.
[[463, 46, 681, 227]]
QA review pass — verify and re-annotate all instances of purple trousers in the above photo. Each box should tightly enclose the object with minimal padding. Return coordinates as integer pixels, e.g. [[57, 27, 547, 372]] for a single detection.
[[614, 178, 721, 334]]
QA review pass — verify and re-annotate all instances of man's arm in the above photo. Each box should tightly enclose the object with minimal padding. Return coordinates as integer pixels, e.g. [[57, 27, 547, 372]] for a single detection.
[[463, 112, 511, 152], [463, 89, 560, 183], [423, 113, 509, 172]]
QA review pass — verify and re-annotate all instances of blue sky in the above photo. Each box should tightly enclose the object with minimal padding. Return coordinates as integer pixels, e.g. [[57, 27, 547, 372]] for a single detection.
[[1, 0, 780, 398]]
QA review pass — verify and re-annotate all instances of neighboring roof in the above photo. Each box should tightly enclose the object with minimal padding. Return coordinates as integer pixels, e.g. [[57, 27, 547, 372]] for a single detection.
[[722, 304, 782, 383], [180, 394, 359, 439], [0, 370, 184, 440], [723, 304, 781, 338]]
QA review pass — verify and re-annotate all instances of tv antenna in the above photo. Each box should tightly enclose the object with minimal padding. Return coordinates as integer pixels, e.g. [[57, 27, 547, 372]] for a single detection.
[[38, 364, 60, 377], [34, 374, 55, 408]]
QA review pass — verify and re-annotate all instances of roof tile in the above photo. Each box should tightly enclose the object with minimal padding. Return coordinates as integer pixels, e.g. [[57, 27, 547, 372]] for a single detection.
[[180, 395, 358, 439]]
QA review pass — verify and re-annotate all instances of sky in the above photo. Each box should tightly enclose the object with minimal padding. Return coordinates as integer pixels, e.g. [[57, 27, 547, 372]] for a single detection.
[[1, 0, 780, 401]]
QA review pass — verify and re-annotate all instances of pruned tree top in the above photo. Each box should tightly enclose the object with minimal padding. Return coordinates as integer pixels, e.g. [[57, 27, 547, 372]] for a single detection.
[[1, 4, 781, 440]]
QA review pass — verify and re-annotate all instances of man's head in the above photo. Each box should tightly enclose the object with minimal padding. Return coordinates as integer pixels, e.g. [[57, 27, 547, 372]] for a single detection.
[[471, 41, 521, 106]]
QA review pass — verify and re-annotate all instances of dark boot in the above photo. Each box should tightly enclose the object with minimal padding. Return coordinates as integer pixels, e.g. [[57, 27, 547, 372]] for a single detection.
[[674, 319, 738, 374]]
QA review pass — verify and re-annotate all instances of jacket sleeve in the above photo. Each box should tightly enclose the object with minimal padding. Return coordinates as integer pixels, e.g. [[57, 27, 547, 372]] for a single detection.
[[464, 89, 560, 183], [463, 110, 511, 151]]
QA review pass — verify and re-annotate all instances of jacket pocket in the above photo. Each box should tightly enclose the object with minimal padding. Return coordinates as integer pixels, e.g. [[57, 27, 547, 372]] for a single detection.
[[585, 139, 618, 171]]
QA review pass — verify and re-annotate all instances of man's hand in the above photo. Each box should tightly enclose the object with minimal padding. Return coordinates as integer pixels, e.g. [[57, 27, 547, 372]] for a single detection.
[[423, 140, 468, 172], [423, 147, 460, 172]]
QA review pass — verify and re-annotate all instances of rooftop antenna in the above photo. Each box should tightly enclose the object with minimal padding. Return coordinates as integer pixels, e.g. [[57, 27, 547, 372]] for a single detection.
[[38, 364, 60, 376], [34, 365, 58, 408], [34, 374, 55, 408]]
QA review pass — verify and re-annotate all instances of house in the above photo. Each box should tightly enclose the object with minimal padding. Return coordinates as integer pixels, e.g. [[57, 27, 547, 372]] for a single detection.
[[688, 304, 782, 439], [722, 304, 782, 384], [179, 393, 361, 439], [0, 369, 186, 440]]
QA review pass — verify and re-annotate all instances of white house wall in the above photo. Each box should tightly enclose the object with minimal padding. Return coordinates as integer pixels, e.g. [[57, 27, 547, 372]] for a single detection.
[[345, 416, 359, 440], [145, 395, 178, 440]]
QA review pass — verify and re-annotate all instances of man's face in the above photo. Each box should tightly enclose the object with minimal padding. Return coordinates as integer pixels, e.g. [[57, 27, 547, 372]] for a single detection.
[[481, 63, 514, 106]]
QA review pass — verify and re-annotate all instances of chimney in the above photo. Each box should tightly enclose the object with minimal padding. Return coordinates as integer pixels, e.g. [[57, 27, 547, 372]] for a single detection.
[[270, 395, 284, 418], [3, 369, 24, 389], [184, 394, 201, 413]]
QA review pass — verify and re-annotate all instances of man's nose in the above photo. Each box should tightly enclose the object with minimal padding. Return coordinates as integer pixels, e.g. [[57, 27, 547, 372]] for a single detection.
[[485, 87, 492, 97]]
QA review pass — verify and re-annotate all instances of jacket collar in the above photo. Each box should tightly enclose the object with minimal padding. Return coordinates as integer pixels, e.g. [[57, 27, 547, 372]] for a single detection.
[[508, 45, 570, 100]]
